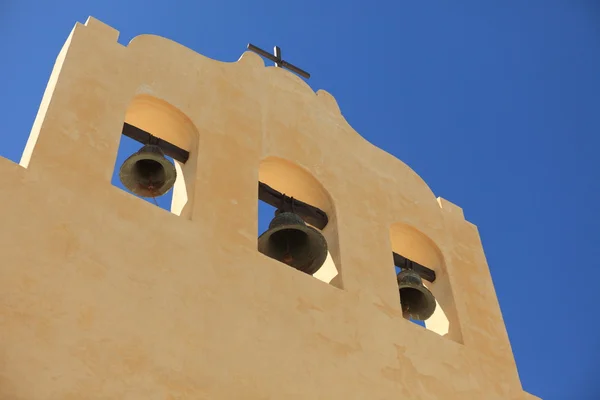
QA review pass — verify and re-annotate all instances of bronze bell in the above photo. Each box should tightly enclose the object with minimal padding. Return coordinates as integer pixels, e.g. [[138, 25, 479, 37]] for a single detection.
[[397, 269, 437, 321], [119, 144, 177, 198], [257, 211, 328, 275]]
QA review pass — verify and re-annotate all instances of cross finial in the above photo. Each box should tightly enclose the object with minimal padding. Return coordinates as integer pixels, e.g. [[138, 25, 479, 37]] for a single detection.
[[246, 43, 311, 79]]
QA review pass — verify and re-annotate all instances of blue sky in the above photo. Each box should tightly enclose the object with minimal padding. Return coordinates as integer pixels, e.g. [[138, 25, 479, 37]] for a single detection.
[[1, 1, 599, 398]]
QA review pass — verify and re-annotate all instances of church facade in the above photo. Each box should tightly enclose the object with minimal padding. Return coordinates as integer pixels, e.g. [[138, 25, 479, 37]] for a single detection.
[[0, 17, 539, 399]]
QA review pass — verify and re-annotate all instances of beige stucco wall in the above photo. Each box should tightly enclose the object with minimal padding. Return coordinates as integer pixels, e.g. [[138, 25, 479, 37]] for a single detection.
[[0, 17, 540, 399]]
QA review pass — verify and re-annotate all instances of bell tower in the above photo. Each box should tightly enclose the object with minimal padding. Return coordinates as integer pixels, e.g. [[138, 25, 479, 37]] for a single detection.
[[0, 17, 540, 399]]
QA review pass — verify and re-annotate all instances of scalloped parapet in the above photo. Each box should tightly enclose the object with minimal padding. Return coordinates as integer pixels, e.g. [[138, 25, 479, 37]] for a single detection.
[[0, 17, 540, 400]]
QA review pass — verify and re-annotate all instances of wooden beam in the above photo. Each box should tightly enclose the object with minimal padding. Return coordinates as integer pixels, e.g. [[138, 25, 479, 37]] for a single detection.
[[122, 123, 190, 163], [393, 252, 436, 282], [258, 182, 329, 230]]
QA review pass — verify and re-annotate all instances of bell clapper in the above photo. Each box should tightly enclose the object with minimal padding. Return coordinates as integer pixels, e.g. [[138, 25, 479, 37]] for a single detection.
[[282, 237, 293, 264], [149, 180, 159, 205], [275, 206, 295, 265]]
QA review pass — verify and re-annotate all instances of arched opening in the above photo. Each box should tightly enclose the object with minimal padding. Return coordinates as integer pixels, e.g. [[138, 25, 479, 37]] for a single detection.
[[258, 156, 341, 287], [390, 223, 463, 343], [111, 95, 199, 217]]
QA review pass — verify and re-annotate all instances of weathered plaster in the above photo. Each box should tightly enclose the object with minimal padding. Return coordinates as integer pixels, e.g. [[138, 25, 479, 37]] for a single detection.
[[0, 16, 540, 399]]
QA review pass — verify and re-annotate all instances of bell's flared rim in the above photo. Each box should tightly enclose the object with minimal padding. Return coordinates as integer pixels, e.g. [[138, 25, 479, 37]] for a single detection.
[[119, 149, 177, 198], [398, 281, 437, 321], [257, 223, 328, 275]]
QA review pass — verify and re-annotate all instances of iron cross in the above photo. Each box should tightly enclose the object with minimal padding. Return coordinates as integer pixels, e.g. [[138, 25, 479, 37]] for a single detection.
[[246, 43, 311, 79]]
